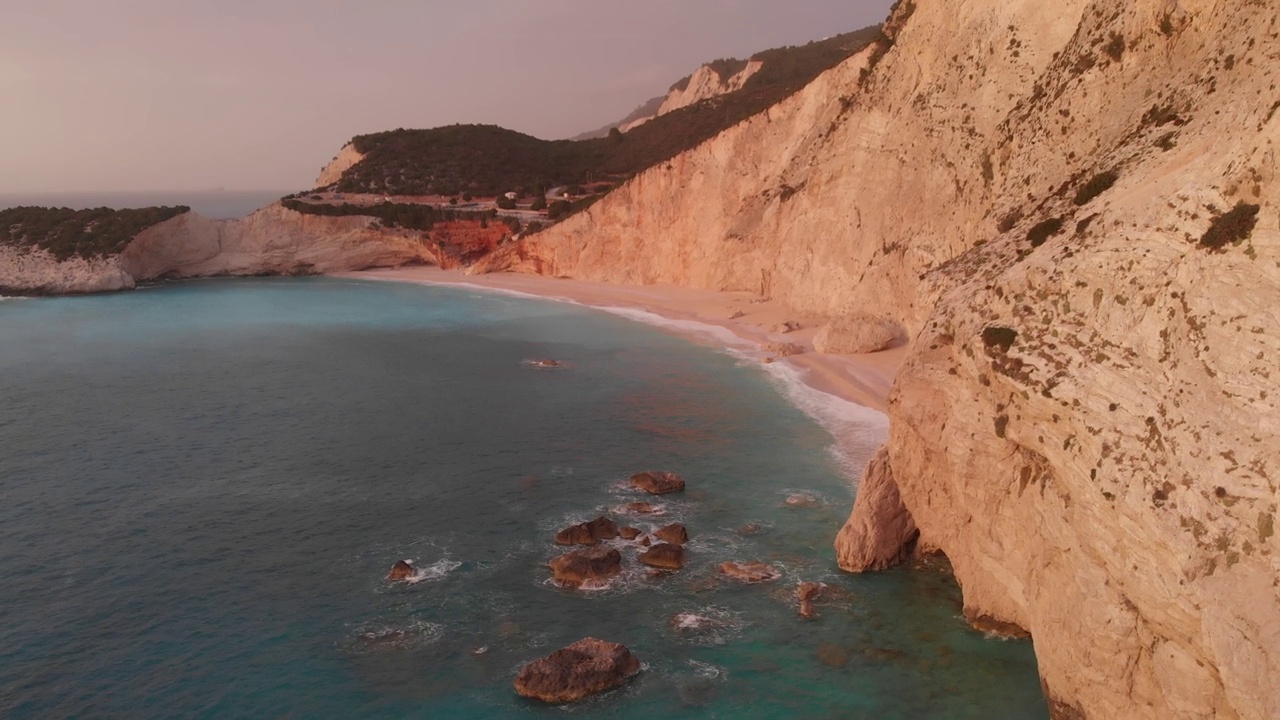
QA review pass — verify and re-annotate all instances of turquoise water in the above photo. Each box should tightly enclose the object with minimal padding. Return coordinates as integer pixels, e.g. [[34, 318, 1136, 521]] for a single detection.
[[0, 278, 1047, 718]]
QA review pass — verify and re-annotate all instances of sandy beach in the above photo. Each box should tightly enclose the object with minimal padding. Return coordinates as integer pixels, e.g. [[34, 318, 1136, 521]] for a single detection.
[[337, 267, 905, 415]]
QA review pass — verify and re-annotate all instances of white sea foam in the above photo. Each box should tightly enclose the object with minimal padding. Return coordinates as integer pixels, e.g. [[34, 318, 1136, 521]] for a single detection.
[[405, 558, 462, 583], [756, 358, 888, 482]]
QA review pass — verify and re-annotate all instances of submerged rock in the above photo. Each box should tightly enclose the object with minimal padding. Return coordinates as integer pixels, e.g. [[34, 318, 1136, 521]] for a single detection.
[[554, 516, 620, 545], [654, 522, 689, 545], [386, 559, 416, 581], [785, 492, 819, 507], [718, 561, 780, 583], [624, 501, 662, 514], [513, 637, 641, 703], [548, 547, 622, 588], [816, 643, 851, 668], [639, 542, 685, 570], [629, 470, 686, 495]]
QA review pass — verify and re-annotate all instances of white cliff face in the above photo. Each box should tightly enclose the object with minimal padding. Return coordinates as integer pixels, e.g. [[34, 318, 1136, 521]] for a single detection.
[[620, 60, 765, 132], [314, 142, 364, 188], [478, 1, 1280, 717], [121, 203, 433, 280], [0, 204, 434, 294], [0, 245, 134, 295]]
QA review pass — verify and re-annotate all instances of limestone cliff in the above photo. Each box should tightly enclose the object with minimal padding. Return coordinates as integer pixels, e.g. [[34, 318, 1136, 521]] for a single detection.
[[315, 143, 364, 188], [475, 0, 1280, 717], [0, 203, 433, 295], [620, 60, 764, 132], [0, 245, 135, 295], [122, 203, 432, 279]]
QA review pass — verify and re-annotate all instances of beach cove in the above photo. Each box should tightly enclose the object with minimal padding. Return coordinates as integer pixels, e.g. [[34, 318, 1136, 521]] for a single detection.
[[0, 277, 1045, 717]]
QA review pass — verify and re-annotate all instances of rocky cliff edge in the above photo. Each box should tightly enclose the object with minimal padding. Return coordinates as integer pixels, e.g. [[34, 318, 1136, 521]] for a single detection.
[[473, 0, 1280, 717]]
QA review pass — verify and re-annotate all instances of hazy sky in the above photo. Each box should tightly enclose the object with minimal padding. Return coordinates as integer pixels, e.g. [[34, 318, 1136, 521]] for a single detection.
[[1, 1, 891, 193]]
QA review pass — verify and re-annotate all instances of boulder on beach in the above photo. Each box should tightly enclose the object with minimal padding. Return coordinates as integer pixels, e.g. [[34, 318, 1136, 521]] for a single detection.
[[813, 313, 901, 355], [619, 526, 642, 540], [386, 559, 416, 581], [548, 547, 622, 588], [764, 341, 804, 357], [629, 470, 685, 495], [639, 542, 685, 570], [718, 561, 781, 583], [654, 522, 689, 545], [554, 516, 620, 545], [513, 637, 641, 703]]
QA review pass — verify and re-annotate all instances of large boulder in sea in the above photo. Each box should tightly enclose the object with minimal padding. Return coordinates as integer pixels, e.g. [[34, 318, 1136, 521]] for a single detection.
[[619, 526, 642, 540], [654, 522, 689, 545], [638, 543, 685, 570], [630, 470, 685, 495], [718, 561, 781, 583], [513, 637, 642, 703], [548, 547, 623, 588], [386, 559, 416, 581], [555, 516, 620, 545]]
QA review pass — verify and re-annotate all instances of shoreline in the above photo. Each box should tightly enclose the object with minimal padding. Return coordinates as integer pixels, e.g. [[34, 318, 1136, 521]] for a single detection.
[[335, 267, 903, 472]]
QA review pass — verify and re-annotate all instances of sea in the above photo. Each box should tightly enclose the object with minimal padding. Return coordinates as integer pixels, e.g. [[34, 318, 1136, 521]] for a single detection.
[[0, 277, 1049, 718], [0, 190, 287, 219]]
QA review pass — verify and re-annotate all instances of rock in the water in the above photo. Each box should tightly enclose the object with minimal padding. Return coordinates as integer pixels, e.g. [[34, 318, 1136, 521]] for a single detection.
[[513, 637, 641, 703], [834, 446, 919, 572], [796, 581, 826, 602], [813, 313, 901, 354], [619, 526, 642, 540], [799, 600, 818, 620], [816, 643, 851, 668], [654, 522, 689, 545], [718, 561, 780, 583], [386, 559, 416, 581], [785, 492, 819, 507], [629, 470, 685, 495], [622, 501, 663, 515], [638, 535, 652, 547], [737, 523, 764, 536], [639, 542, 685, 570], [548, 547, 622, 588], [554, 516, 620, 545]]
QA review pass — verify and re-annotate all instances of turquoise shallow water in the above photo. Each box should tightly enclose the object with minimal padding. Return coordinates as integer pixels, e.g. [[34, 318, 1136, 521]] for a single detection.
[[0, 278, 1047, 718]]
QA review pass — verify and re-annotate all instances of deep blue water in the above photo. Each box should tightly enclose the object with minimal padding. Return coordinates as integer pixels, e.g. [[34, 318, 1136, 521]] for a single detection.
[[0, 278, 1047, 718], [0, 190, 286, 219]]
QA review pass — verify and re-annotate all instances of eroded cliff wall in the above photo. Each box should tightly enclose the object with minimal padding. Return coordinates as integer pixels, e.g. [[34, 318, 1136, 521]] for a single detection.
[[476, 1, 1280, 717], [0, 204, 433, 295]]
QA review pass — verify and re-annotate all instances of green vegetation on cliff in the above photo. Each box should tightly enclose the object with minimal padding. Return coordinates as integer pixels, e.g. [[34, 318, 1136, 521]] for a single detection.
[[1, 206, 190, 261], [328, 27, 879, 197], [282, 198, 487, 231]]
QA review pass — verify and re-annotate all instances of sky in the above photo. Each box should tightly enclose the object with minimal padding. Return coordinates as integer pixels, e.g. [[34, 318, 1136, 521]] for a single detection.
[[0, 0, 892, 193]]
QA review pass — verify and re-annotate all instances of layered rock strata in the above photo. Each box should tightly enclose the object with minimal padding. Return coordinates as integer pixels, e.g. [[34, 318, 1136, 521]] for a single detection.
[[471, 0, 1280, 716]]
